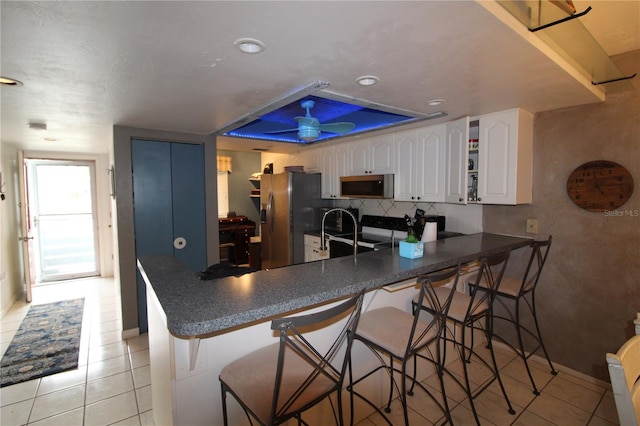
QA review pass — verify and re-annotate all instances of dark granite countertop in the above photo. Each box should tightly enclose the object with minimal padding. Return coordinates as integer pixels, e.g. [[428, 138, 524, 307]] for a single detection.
[[138, 232, 531, 338]]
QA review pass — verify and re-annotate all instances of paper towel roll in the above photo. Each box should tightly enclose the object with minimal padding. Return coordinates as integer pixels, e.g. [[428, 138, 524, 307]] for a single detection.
[[421, 222, 438, 242]]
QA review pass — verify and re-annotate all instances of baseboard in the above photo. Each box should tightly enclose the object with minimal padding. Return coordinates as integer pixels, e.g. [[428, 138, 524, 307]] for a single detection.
[[122, 328, 140, 340], [1, 289, 25, 319], [492, 340, 612, 390]]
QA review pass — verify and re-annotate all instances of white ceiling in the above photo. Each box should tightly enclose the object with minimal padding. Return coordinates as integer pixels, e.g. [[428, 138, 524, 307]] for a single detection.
[[1, 1, 638, 155]]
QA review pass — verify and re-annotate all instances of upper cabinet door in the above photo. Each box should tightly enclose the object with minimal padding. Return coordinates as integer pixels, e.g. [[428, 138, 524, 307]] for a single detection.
[[394, 129, 418, 201], [477, 109, 533, 205], [368, 134, 395, 175], [445, 116, 469, 204], [417, 124, 446, 202], [319, 145, 349, 199], [333, 144, 350, 198], [348, 140, 369, 175], [348, 134, 395, 175], [394, 124, 445, 202], [319, 148, 336, 199]]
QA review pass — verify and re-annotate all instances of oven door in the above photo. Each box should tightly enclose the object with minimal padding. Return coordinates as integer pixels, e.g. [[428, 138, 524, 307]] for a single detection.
[[329, 240, 374, 258]]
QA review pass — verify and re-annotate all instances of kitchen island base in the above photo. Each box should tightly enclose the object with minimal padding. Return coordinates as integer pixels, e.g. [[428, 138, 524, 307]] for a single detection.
[[140, 233, 532, 425], [147, 282, 422, 425]]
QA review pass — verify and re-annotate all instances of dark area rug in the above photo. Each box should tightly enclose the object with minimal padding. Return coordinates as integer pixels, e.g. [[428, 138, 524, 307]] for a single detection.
[[1, 298, 84, 387]]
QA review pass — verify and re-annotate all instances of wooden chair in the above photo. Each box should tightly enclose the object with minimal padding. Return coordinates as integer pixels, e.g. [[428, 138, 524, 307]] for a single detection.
[[606, 334, 640, 425], [219, 290, 365, 426]]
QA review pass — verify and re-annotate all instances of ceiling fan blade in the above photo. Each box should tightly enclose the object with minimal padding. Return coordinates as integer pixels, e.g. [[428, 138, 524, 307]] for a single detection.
[[263, 128, 299, 134], [318, 122, 356, 134]]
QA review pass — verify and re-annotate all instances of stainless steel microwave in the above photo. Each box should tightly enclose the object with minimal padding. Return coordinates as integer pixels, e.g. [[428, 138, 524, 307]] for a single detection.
[[340, 174, 394, 199]]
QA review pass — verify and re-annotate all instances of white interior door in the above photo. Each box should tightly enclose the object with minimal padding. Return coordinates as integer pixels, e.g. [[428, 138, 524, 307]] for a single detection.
[[17, 151, 35, 302]]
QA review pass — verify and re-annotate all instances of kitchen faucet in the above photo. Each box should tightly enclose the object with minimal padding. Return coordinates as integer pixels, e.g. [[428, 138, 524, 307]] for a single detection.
[[320, 208, 358, 257]]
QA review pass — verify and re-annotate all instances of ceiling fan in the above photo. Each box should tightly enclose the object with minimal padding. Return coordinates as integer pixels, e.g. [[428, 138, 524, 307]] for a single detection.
[[265, 100, 356, 142]]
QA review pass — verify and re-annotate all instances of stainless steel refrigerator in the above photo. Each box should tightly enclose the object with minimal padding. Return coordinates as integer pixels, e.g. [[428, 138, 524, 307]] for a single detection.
[[260, 172, 322, 269]]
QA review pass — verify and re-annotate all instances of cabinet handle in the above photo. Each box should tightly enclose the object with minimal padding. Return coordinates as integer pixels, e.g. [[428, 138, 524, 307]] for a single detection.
[[459, 198, 463, 202], [477, 197, 482, 202]]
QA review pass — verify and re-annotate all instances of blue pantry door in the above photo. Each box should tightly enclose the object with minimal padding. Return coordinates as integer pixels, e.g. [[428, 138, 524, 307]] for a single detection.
[[131, 139, 206, 333]]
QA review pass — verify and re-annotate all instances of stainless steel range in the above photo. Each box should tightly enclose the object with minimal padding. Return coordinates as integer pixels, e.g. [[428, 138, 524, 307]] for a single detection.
[[328, 215, 408, 258], [328, 214, 458, 259]]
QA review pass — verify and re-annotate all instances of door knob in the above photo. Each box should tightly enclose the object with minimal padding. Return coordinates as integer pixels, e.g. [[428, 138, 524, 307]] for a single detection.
[[174, 237, 187, 249]]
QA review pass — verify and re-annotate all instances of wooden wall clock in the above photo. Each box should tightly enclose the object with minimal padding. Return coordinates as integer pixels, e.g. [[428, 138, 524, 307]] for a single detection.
[[566, 160, 634, 212]]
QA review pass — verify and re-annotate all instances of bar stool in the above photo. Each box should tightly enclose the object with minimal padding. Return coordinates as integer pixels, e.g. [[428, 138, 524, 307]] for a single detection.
[[219, 290, 365, 426], [349, 265, 462, 425], [469, 236, 557, 395], [413, 251, 515, 425]]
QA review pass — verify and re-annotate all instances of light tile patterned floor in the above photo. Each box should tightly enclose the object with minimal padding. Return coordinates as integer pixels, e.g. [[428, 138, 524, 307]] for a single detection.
[[1, 278, 152, 426], [0, 278, 621, 425]]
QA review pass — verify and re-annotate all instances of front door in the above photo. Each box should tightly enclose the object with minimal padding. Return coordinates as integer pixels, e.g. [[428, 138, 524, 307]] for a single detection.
[[25, 159, 101, 283]]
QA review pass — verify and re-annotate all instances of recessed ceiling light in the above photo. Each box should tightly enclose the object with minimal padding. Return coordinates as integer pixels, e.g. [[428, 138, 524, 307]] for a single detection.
[[427, 99, 445, 106], [356, 75, 379, 86], [234, 38, 266, 54], [1, 76, 23, 86]]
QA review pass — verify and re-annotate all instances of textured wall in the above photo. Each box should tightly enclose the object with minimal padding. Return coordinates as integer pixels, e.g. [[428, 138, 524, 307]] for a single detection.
[[483, 49, 639, 380], [0, 143, 23, 315]]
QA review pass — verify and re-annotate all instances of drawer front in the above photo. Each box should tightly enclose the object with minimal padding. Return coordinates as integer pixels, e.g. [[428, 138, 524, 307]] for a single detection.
[[304, 234, 323, 248]]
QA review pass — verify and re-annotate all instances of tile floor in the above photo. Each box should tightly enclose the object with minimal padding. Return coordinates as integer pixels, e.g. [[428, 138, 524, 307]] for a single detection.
[[0, 277, 621, 425], [353, 342, 620, 426], [1, 278, 152, 426]]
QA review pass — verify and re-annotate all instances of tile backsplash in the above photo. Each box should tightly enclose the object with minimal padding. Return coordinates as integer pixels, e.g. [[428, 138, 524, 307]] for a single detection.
[[334, 199, 482, 234]]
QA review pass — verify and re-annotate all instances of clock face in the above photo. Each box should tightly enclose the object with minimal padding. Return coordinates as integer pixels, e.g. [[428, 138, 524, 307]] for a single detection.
[[566, 161, 634, 212]]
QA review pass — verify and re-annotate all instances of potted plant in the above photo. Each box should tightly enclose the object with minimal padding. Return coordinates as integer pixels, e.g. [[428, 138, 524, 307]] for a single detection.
[[399, 228, 424, 259]]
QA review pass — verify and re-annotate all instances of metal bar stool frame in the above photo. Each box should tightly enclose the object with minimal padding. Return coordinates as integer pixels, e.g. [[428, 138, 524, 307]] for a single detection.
[[470, 236, 557, 395], [219, 289, 365, 426], [415, 251, 515, 425], [349, 265, 462, 426]]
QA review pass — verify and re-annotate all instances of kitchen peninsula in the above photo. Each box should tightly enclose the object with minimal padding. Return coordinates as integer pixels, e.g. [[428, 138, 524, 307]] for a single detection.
[[139, 232, 531, 425]]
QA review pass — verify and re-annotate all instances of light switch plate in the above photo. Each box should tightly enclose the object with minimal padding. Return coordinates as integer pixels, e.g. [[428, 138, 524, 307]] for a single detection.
[[526, 218, 539, 234]]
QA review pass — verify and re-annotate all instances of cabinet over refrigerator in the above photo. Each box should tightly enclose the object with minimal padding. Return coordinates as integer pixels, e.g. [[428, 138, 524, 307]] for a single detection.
[[260, 172, 322, 269]]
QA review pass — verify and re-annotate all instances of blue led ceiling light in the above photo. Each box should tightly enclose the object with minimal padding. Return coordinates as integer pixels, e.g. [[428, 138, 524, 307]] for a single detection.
[[219, 82, 446, 144], [262, 99, 356, 142]]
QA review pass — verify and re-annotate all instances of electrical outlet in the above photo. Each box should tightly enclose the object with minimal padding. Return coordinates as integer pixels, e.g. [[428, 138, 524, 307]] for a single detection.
[[526, 218, 539, 234]]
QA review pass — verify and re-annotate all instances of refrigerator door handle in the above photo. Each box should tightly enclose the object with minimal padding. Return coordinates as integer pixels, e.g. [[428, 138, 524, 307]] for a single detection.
[[267, 191, 275, 234]]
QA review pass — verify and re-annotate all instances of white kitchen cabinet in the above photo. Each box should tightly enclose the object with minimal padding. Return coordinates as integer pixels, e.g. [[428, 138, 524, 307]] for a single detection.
[[298, 148, 322, 173], [394, 124, 446, 202], [476, 109, 533, 204], [445, 116, 470, 204], [444, 109, 533, 205], [304, 234, 329, 262], [320, 144, 349, 199], [348, 134, 395, 175]]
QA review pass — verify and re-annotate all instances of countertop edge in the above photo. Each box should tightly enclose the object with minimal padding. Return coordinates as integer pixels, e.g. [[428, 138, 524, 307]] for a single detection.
[[139, 232, 532, 338]]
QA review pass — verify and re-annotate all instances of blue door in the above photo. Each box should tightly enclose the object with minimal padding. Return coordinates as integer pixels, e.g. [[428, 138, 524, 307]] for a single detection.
[[132, 139, 206, 333]]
